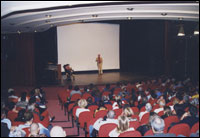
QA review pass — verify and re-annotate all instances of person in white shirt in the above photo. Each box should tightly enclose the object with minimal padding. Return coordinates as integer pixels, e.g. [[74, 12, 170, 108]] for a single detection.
[[93, 110, 118, 131], [76, 99, 90, 118], [139, 103, 152, 121], [109, 115, 134, 137]]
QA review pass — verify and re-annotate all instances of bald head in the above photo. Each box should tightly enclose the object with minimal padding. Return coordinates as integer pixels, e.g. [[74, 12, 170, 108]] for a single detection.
[[30, 123, 39, 135], [107, 110, 115, 119], [50, 126, 66, 137]]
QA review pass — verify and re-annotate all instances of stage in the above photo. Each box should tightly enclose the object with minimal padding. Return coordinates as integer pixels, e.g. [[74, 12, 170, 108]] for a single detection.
[[60, 72, 154, 86]]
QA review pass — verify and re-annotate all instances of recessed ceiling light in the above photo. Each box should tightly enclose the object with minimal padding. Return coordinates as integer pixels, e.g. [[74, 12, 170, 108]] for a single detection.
[[178, 17, 183, 20], [127, 17, 133, 20], [127, 8, 134, 11], [45, 15, 52, 18], [50, 24, 54, 27], [161, 13, 167, 16], [92, 14, 98, 18], [17, 30, 21, 34], [34, 30, 37, 32]]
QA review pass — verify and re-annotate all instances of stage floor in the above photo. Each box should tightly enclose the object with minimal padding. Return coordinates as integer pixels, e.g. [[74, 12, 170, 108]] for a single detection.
[[60, 72, 154, 86]]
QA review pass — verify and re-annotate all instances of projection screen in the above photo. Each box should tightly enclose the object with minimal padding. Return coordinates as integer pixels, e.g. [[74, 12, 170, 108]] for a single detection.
[[57, 23, 120, 72]]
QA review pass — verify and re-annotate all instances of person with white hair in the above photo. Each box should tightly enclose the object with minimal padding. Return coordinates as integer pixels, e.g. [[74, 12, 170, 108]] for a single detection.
[[146, 116, 175, 137], [139, 103, 152, 121], [154, 98, 165, 114], [93, 110, 118, 131], [50, 126, 66, 137]]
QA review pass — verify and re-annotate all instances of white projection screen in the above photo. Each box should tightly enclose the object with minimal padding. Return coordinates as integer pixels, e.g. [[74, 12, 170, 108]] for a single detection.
[[57, 23, 120, 72]]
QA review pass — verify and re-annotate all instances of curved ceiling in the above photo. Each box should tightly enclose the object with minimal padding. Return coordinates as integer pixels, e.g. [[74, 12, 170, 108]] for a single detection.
[[1, 1, 199, 34]]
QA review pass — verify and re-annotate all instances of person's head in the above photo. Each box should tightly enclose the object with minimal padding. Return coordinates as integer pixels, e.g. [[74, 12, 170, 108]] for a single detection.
[[158, 99, 166, 107], [8, 102, 16, 111], [105, 84, 110, 89], [183, 95, 190, 104], [117, 115, 130, 133], [15, 109, 26, 122], [30, 123, 40, 136], [21, 92, 27, 102], [151, 116, 165, 134], [50, 126, 66, 137], [87, 97, 93, 104], [78, 99, 88, 108], [74, 85, 80, 91], [107, 110, 115, 119], [24, 111, 34, 124], [149, 112, 158, 124], [163, 106, 172, 117], [102, 95, 109, 102], [145, 103, 152, 112], [189, 105, 198, 117], [176, 92, 183, 101], [141, 96, 148, 104], [123, 107, 134, 118]]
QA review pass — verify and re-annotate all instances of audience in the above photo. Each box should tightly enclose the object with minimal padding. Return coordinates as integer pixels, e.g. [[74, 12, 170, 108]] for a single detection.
[[2, 75, 199, 137]]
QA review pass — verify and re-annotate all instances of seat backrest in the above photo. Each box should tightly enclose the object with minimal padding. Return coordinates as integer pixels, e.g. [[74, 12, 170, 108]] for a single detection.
[[144, 129, 154, 136], [99, 123, 117, 137], [95, 110, 108, 119], [131, 107, 139, 113], [102, 91, 110, 96], [119, 131, 142, 137], [104, 104, 112, 110], [168, 123, 191, 137], [140, 106, 146, 112], [79, 111, 94, 128], [129, 121, 141, 130], [190, 122, 199, 134], [164, 116, 179, 133], [88, 105, 99, 113], [114, 108, 123, 119], [71, 94, 81, 102], [140, 112, 150, 125], [158, 111, 164, 117]]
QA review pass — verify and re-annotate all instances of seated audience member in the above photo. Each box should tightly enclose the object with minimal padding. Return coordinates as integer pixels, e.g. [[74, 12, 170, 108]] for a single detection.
[[147, 116, 176, 137], [109, 115, 134, 137], [161, 106, 172, 119], [123, 107, 137, 121], [15, 111, 50, 137], [137, 112, 157, 136], [1, 121, 10, 137], [12, 109, 26, 126], [102, 95, 112, 105], [112, 96, 124, 110], [103, 84, 111, 92], [70, 85, 82, 98], [154, 98, 166, 114], [178, 105, 199, 128], [93, 110, 118, 131], [139, 103, 152, 121], [16, 92, 28, 109], [7, 102, 18, 123], [50, 126, 66, 137], [29, 123, 46, 137], [76, 99, 90, 118], [34, 87, 47, 105], [8, 88, 18, 102], [138, 96, 148, 110]]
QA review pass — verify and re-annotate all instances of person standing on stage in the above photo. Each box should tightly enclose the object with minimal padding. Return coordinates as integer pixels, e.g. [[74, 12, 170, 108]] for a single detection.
[[96, 54, 103, 75]]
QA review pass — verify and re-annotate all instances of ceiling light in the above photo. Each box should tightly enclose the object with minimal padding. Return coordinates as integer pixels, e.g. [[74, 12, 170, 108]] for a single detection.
[[127, 8, 134, 11], [50, 24, 54, 27], [92, 14, 98, 18], [127, 17, 133, 20], [45, 15, 52, 18], [178, 17, 183, 20], [34, 30, 37, 33], [177, 25, 185, 36], [194, 24, 199, 35], [17, 30, 21, 34], [161, 13, 167, 16], [45, 20, 51, 23]]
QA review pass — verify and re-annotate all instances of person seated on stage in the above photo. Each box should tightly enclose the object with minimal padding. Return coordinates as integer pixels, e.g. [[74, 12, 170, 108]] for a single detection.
[[63, 64, 74, 80]]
